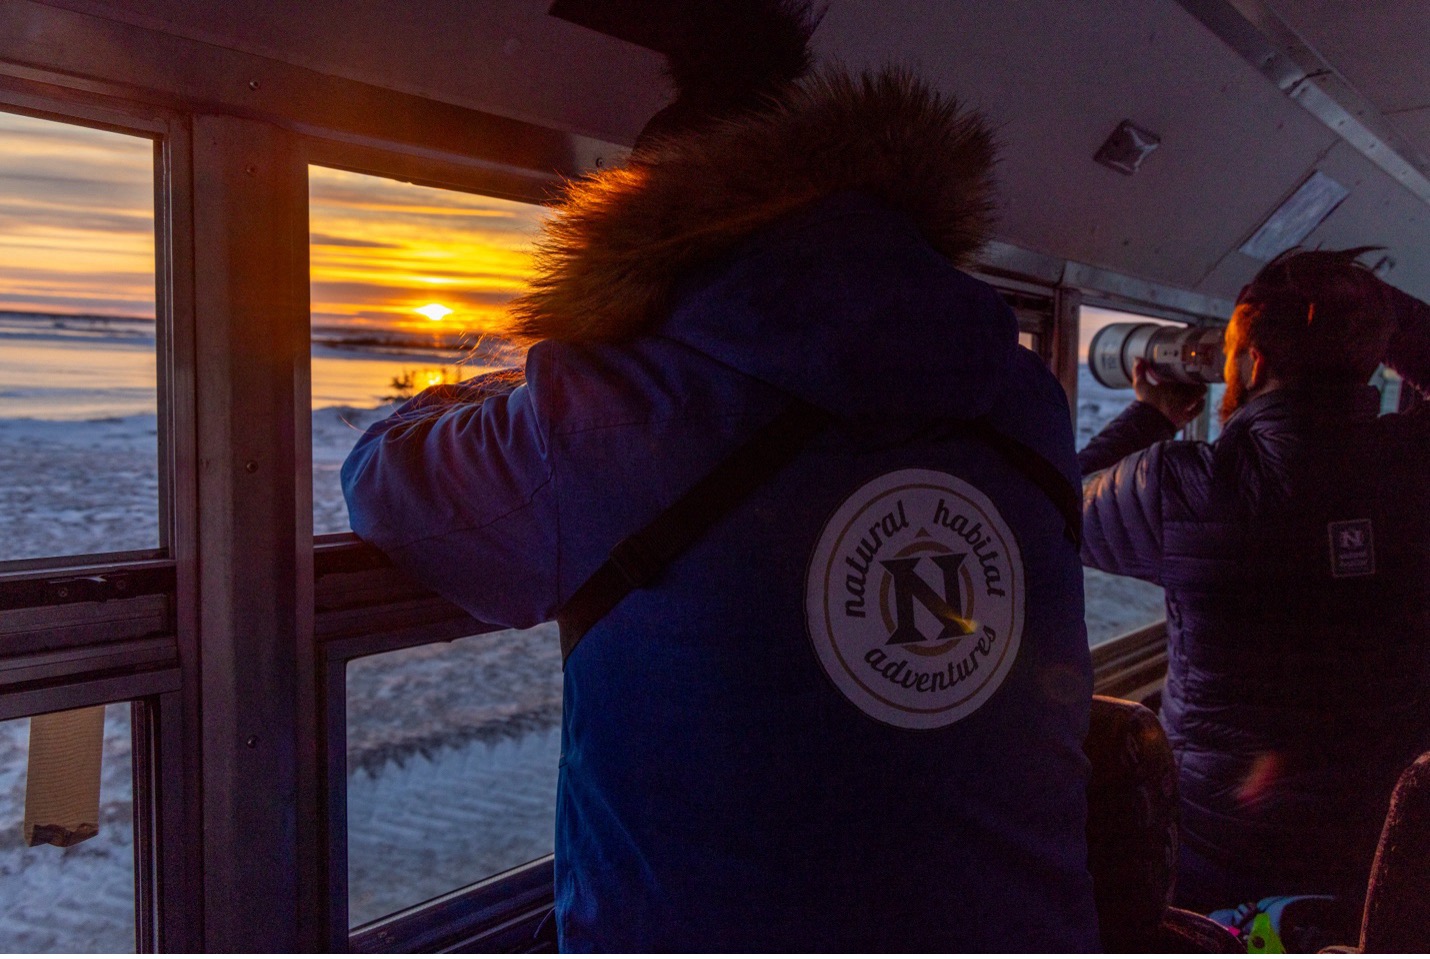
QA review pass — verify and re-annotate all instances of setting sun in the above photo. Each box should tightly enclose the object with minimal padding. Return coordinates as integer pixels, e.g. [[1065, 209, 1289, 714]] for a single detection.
[[414, 303, 454, 322], [307, 165, 546, 337]]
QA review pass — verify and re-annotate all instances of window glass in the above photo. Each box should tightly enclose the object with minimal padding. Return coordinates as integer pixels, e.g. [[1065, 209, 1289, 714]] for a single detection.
[[1078, 306, 1173, 644], [1372, 365, 1402, 415], [0, 112, 158, 562], [1206, 380, 1228, 442], [346, 624, 561, 927], [0, 703, 135, 951], [307, 166, 546, 534]]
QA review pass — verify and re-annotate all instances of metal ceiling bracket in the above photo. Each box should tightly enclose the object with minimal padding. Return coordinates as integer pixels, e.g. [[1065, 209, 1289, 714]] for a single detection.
[[977, 240, 1236, 323], [1173, 0, 1430, 207]]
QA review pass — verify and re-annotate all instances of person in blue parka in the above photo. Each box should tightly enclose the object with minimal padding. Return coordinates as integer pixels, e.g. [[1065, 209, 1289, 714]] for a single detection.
[[343, 1, 1099, 950], [1079, 248, 1430, 931]]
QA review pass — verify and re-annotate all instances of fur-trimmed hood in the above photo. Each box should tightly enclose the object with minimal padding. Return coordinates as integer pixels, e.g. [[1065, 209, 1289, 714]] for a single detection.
[[514, 68, 1023, 425], [514, 69, 997, 343]]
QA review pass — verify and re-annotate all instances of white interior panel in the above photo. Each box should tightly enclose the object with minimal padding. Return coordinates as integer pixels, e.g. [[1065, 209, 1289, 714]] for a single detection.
[[1385, 107, 1430, 171], [813, 0, 1339, 299], [1297, 142, 1430, 292], [1272, 0, 1430, 114]]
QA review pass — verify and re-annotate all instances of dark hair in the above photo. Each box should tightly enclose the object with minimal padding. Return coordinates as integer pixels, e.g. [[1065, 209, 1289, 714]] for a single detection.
[[1232, 246, 1395, 385], [634, 0, 825, 152]]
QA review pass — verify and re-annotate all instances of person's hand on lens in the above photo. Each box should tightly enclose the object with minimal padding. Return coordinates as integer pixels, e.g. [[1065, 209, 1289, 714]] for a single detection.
[[1133, 357, 1207, 429], [1375, 277, 1430, 381]]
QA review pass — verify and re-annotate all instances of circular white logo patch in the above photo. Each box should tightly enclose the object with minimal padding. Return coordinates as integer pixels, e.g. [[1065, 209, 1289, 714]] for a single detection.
[[805, 468, 1024, 729]]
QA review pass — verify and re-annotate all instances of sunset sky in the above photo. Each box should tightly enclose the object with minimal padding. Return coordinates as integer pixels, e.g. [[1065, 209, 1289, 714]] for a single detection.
[[308, 166, 545, 335], [0, 109, 545, 336], [0, 111, 155, 318], [3, 108, 1148, 352]]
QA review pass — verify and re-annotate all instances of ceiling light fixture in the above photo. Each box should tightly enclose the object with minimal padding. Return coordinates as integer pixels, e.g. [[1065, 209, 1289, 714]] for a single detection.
[[1094, 120, 1161, 175], [1240, 170, 1349, 261]]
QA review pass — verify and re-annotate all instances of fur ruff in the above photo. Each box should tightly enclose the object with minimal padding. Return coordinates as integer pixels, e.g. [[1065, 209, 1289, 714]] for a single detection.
[[511, 69, 998, 343]]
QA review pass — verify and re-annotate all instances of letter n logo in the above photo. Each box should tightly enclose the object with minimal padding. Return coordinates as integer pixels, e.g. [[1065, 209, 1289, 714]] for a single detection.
[[880, 553, 974, 645]]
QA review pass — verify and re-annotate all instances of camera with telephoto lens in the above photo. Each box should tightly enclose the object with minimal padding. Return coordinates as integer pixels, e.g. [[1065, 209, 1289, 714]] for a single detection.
[[1088, 322, 1227, 389]]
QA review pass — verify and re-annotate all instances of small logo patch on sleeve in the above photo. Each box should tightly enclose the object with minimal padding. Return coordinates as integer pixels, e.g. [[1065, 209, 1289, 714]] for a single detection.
[[1328, 519, 1375, 578]]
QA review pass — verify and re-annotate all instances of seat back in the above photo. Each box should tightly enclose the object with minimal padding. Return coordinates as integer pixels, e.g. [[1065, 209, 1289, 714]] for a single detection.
[[1083, 695, 1180, 949], [1359, 750, 1430, 952]]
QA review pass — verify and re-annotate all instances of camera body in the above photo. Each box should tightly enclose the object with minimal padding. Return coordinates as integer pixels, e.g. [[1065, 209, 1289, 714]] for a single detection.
[[1089, 322, 1227, 389]]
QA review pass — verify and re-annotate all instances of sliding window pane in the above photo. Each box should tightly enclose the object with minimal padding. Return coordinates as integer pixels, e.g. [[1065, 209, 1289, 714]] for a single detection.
[[1373, 365, 1402, 415], [0, 111, 157, 562], [0, 703, 135, 952], [308, 166, 545, 534], [346, 624, 561, 927]]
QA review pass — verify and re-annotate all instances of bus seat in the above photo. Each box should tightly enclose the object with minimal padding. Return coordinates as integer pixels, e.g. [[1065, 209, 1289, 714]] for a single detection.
[[1342, 750, 1430, 952], [1084, 695, 1243, 953]]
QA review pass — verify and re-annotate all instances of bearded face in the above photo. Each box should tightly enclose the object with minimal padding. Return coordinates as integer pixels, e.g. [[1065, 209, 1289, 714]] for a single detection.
[[1218, 310, 1253, 425], [1219, 352, 1251, 424]]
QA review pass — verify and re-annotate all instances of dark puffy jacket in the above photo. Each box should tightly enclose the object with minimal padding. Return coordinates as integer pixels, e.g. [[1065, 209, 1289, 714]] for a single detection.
[[1081, 369, 1430, 900]]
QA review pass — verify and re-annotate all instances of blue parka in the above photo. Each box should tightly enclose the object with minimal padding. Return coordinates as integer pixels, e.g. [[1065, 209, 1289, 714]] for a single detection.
[[1081, 334, 1430, 905], [344, 72, 1099, 952]]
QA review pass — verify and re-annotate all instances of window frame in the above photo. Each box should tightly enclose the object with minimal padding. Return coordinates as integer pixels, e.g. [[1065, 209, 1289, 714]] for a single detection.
[[301, 139, 567, 942], [0, 82, 195, 954], [0, 14, 602, 943], [0, 87, 183, 572], [977, 279, 1183, 664], [315, 537, 515, 942]]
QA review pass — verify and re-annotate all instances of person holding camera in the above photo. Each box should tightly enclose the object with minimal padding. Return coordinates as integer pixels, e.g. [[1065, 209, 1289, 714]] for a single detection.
[[1078, 247, 1430, 927], [343, 1, 1100, 951]]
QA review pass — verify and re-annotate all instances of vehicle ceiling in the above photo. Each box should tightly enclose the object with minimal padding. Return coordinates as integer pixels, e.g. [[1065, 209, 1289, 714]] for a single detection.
[[32, 0, 1430, 310]]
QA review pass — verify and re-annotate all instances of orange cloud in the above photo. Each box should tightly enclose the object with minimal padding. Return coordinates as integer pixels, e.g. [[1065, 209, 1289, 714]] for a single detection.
[[308, 165, 546, 336], [0, 113, 544, 333], [0, 112, 155, 317]]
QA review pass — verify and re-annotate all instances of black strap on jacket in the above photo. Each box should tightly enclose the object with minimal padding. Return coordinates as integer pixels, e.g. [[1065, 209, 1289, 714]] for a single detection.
[[557, 400, 830, 666], [555, 404, 1083, 667], [955, 419, 1084, 550]]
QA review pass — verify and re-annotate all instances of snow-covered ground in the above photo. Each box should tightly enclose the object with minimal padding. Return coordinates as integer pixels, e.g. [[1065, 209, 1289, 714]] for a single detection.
[[0, 406, 567, 946], [0, 707, 135, 953], [0, 365, 1165, 948], [313, 404, 395, 536], [0, 415, 160, 560], [343, 623, 562, 927]]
